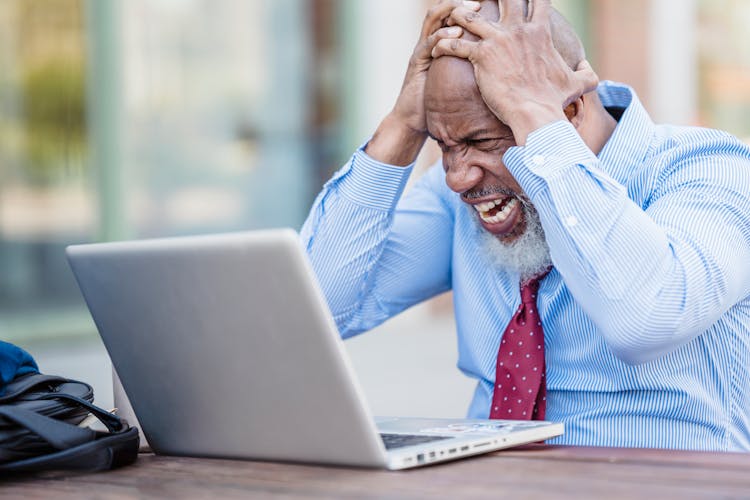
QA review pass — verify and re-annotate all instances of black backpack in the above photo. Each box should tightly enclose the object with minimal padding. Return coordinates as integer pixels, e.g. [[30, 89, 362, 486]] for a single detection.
[[0, 372, 139, 474]]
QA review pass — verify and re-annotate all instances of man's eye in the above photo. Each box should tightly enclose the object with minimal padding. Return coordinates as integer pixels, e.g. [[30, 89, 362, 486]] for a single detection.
[[471, 139, 505, 151]]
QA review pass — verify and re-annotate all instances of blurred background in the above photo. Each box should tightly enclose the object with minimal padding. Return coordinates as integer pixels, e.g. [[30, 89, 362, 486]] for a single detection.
[[1, 0, 748, 417]]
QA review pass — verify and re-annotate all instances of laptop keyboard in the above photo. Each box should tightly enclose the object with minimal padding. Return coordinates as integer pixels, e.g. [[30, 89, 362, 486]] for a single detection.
[[379, 433, 452, 450]]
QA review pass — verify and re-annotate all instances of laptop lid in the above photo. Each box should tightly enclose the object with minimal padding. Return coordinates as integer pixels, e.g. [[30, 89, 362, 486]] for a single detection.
[[67, 229, 389, 467]]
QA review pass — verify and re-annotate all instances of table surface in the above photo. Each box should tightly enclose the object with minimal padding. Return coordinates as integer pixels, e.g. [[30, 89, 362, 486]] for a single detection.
[[5, 445, 750, 499]]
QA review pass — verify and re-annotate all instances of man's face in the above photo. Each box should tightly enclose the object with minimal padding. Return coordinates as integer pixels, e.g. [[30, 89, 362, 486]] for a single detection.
[[425, 59, 528, 244]]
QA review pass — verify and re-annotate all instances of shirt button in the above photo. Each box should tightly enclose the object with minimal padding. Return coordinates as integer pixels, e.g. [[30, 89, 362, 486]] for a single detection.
[[531, 155, 546, 166], [565, 215, 579, 227]]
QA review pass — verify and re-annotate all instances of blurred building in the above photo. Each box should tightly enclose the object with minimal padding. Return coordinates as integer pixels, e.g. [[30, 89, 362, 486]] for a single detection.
[[0, 0, 748, 345]]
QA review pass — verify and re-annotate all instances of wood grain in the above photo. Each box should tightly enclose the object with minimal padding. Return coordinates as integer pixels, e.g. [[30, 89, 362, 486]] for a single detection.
[[3, 446, 750, 499]]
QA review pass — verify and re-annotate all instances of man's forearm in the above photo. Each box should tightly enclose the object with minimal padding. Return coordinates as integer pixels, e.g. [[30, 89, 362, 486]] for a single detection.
[[504, 121, 750, 365], [300, 145, 416, 336], [364, 113, 427, 167]]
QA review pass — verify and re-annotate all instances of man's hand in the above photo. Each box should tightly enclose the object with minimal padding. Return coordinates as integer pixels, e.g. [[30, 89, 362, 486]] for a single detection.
[[431, 0, 599, 145], [365, 0, 480, 166]]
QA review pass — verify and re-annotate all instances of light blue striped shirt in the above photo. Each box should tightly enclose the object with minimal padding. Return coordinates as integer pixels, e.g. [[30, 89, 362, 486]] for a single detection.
[[301, 82, 750, 451]]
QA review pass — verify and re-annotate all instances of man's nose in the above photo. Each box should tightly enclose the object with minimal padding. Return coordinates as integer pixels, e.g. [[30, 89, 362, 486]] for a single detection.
[[444, 157, 484, 194]]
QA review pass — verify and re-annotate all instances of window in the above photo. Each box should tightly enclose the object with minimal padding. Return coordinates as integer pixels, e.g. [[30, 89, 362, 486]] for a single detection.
[[0, 0, 343, 341]]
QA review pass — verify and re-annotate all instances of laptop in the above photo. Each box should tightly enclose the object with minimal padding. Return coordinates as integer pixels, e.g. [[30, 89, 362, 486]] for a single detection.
[[66, 229, 563, 470]]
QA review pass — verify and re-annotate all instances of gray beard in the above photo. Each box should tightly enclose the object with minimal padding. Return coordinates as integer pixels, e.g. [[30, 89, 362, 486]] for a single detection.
[[466, 196, 552, 281]]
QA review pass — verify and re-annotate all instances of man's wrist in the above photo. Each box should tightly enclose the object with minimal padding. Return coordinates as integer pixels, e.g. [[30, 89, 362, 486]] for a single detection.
[[507, 104, 567, 146], [503, 120, 597, 201], [364, 113, 427, 167]]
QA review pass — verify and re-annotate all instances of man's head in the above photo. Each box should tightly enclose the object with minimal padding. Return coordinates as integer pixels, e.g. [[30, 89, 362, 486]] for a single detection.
[[424, 1, 594, 277]]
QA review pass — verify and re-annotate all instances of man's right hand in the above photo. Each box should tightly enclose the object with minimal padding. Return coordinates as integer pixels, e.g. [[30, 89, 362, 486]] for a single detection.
[[365, 0, 481, 166]]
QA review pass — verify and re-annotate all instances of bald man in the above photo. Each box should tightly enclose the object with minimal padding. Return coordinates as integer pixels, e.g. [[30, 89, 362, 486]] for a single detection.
[[300, 0, 750, 451]]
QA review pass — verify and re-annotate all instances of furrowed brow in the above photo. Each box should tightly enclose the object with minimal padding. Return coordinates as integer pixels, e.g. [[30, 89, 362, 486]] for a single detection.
[[462, 128, 503, 141]]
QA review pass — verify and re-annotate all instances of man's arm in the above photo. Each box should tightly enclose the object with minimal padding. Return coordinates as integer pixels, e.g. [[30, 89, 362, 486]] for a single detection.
[[301, 154, 453, 337], [503, 122, 750, 364], [301, 1, 480, 335]]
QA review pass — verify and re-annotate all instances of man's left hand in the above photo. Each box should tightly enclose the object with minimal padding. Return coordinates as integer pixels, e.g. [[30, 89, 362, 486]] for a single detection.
[[431, 0, 598, 145]]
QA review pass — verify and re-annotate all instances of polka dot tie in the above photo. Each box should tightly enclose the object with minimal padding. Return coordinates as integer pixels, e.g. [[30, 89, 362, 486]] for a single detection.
[[490, 269, 550, 420]]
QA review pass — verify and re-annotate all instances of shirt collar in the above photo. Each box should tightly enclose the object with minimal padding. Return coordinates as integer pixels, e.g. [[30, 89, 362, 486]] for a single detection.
[[596, 81, 656, 185]]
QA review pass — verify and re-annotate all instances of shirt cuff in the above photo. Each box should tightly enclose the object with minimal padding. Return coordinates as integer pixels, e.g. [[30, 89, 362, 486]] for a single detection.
[[503, 121, 598, 199], [337, 143, 414, 211]]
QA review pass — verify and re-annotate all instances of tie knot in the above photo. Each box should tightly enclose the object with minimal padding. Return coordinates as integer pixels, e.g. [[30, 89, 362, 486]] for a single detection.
[[519, 268, 551, 305]]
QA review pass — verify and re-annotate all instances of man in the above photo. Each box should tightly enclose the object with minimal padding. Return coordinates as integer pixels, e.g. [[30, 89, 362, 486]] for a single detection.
[[301, 0, 750, 450]]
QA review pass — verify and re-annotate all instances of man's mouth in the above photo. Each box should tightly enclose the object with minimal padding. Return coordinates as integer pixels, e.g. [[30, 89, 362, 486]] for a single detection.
[[469, 196, 523, 238], [473, 197, 518, 224]]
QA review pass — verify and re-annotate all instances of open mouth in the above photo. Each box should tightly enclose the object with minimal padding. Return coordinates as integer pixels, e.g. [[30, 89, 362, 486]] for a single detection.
[[473, 197, 519, 224]]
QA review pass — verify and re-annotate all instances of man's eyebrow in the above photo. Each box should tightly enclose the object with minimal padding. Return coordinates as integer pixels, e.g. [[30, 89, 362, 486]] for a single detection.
[[427, 129, 512, 143], [461, 129, 509, 141]]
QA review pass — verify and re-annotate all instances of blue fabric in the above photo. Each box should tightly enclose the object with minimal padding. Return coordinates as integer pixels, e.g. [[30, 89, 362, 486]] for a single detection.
[[0, 341, 39, 396], [301, 82, 750, 451]]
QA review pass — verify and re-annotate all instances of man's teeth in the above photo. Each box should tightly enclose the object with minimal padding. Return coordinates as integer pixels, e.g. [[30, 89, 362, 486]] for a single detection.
[[474, 199, 501, 213], [475, 198, 518, 224]]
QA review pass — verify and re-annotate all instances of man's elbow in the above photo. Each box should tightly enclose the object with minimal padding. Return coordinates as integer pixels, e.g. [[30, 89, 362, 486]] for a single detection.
[[604, 337, 664, 366], [599, 318, 688, 366]]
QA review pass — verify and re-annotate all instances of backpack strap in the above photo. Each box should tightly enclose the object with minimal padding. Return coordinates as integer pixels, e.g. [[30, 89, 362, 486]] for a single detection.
[[0, 374, 72, 403], [0, 406, 96, 450], [35, 392, 128, 434], [0, 426, 139, 474]]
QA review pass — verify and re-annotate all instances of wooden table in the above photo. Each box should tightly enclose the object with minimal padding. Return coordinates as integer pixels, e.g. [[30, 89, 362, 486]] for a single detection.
[[5, 445, 750, 499]]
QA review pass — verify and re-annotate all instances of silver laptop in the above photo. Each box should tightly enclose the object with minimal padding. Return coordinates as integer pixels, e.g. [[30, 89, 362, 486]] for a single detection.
[[66, 229, 563, 470]]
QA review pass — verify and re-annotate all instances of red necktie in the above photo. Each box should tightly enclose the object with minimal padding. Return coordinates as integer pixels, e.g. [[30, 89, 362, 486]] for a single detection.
[[490, 270, 550, 420]]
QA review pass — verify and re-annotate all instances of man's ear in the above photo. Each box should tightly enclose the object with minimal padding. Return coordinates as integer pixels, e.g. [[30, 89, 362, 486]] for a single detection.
[[563, 96, 585, 129]]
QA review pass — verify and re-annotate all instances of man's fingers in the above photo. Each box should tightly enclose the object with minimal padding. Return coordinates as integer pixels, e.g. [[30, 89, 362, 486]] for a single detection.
[[419, 26, 464, 59], [429, 26, 465, 46], [500, 0, 526, 23], [431, 37, 478, 60], [528, 0, 551, 24], [449, 6, 497, 39], [421, 0, 480, 40], [574, 60, 600, 96]]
